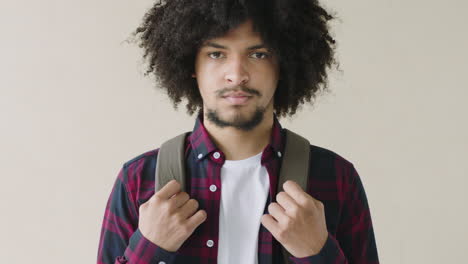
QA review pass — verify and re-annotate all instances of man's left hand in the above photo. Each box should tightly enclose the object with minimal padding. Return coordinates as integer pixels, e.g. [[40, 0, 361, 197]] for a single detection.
[[261, 180, 329, 258]]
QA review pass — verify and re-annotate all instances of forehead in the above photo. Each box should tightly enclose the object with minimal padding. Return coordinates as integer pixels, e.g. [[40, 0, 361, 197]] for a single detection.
[[200, 41, 268, 51], [200, 19, 266, 49]]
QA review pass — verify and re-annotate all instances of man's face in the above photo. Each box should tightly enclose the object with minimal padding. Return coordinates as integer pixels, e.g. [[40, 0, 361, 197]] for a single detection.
[[193, 19, 280, 131]]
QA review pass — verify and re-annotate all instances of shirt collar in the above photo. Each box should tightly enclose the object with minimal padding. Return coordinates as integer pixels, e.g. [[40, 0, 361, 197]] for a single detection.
[[188, 111, 285, 165]]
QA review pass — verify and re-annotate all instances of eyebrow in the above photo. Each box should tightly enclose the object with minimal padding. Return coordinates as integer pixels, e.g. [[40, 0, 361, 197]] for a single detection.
[[201, 42, 268, 50]]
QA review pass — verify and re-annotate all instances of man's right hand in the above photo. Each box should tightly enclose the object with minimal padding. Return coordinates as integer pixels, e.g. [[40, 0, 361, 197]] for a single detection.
[[138, 179, 207, 252]]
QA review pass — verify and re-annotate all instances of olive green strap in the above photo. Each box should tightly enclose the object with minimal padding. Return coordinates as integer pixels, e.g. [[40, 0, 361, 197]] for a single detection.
[[154, 132, 190, 192], [279, 129, 310, 263], [278, 129, 310, 193]]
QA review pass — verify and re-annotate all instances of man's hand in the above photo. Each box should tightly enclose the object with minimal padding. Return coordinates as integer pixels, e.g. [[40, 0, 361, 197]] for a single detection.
[[138, 179, 207, 252], [261, 180, 328, 258]]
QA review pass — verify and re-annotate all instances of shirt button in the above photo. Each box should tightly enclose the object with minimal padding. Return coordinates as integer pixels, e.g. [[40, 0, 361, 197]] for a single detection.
[[197, 153, 203, 159], [277, 151, 282, 158], [209, 184, 217, 192], [213, 152, 221, 159], [206, 239, 214, 247]]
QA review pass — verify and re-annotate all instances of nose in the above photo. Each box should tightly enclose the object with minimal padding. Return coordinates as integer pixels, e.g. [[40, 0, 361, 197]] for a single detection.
[[224, 56, 250, 86]]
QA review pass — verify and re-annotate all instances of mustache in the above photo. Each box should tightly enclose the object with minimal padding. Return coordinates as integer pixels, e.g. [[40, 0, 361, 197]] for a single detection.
[[216, 86, 261, 97]]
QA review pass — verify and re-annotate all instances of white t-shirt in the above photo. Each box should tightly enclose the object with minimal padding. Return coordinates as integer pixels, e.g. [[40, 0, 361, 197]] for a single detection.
[[217, 151, 270, 264]]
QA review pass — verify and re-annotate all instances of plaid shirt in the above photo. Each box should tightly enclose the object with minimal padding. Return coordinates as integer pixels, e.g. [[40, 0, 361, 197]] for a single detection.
[[97, 113, 379, 264]]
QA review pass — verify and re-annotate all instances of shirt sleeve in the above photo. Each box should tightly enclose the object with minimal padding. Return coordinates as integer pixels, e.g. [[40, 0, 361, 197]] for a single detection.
[[288, 164, 380, 264], [96, 166, 178, 264]]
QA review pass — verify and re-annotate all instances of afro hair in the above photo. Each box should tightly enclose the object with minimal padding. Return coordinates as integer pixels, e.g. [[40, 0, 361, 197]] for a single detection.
[[129, 0, 339, 118]]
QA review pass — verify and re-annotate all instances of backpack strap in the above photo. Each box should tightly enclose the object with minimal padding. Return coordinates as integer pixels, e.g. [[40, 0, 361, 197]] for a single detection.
[[279, 129, 310, 263], [154, 132, 190, 193], [154, 129, 310, 264], [278, 129, 310, 192]]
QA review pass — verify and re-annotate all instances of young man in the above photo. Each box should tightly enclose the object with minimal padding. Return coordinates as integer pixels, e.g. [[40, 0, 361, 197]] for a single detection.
[[97, 1, 379, 263]]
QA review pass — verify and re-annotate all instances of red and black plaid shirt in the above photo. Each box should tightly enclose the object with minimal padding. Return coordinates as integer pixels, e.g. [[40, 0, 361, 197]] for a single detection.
[[97, 113, 379, 264]]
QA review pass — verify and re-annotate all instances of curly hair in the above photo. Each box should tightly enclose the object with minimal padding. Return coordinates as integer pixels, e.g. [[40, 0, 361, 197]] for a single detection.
[[128, 0, 339, 118]]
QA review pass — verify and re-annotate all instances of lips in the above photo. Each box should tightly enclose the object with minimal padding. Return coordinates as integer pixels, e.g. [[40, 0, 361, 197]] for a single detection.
[[223, 94, 252, 105], [223, 92, 252, 97]]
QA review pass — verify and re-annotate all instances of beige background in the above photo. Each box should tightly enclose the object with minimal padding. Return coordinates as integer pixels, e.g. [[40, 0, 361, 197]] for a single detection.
[[1, 0, 467, 263]]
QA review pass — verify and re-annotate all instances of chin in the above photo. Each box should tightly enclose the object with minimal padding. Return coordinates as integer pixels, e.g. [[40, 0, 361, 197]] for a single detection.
[[206, 106, 266, 131], [223, 106, 256, 118]]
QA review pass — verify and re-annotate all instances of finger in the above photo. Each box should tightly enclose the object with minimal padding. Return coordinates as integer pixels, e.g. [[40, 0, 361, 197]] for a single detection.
[[314, 199, 325, 211], [186, 210, 207, 230], [268, 202, 289, 224], [155, 179, 181, 200], [276, 191, 300, 215], [261, 214, 280, 235], [169, 191, 190, 208], [283, 180, 310, 207], [179, 198, 200, 219]]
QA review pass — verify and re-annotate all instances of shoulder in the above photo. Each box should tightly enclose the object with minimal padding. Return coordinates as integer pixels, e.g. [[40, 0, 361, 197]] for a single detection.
[[308, 144, 355, 169], [121, 148, 161, 183], [306, 144, 360, 189], [122, 131, 192, 170], [116, 148, 161, 207], [119, 132, 192, 197], [123, 148, 159, 168], [283, 128, 355, 171]]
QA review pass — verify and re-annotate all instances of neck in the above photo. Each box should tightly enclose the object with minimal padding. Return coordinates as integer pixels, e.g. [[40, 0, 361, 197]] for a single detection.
[[203, 110, 274, 161]]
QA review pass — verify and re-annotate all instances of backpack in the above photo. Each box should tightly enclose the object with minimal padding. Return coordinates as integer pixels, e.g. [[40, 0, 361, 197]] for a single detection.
[[155, 129, 311, 263]]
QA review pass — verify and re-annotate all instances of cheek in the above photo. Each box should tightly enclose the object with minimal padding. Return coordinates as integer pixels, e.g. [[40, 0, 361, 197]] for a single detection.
[[261, 67, 280, 94], [195, 74, 218, 103], [197, 72, 217, 98], [196, 62, 219, 85]]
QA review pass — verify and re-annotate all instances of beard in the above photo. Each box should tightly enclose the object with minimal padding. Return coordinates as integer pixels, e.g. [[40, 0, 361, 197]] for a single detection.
[[205, 106, 266, 132]]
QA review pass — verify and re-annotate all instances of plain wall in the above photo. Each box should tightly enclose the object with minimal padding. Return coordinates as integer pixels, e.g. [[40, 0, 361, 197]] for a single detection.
[[1, 0, 467, 263]]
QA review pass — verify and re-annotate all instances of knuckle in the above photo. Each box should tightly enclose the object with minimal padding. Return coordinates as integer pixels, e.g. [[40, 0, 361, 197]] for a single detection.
[[300, 197, 309, 206], [302, 199, 315, 209], [268, 204, 274, 212], [180, 192, 190, 201], [161, 201, 172, 212], [138, 204, 145, 214], [277, 229, 288, 241], [199, 210, 207, 220], [189, 199, 199, 208], [276, 192, 285, 199], [173, 214, 185, 226], [172, 180, 181, 187], [152, 194, 162, 203], [268, 203, 276, 210], [316, 201, 324, 208], [290, 207, 300, 217], [313, 200, 324, 211], [181, 224, 192, 235], [194, 210, 204, 221], [140, 199, 151, 209], [140, 199, 148, 207]]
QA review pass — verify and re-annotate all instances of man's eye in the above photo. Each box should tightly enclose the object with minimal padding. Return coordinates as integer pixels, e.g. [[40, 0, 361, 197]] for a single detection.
[[207, 51, 269, 59], [208, 52, 224, 59], [251, 52, 269, 59]]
